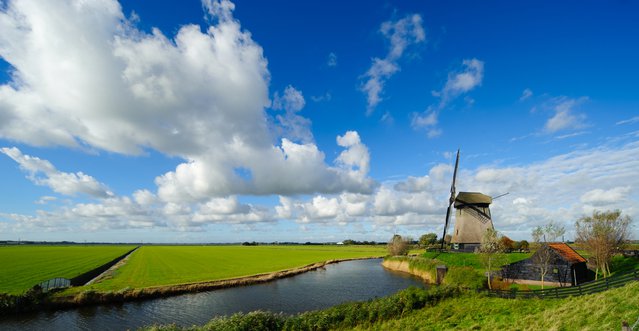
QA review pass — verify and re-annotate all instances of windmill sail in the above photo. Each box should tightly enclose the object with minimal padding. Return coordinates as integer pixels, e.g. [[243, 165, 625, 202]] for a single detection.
[[440, 149, 459, 250]]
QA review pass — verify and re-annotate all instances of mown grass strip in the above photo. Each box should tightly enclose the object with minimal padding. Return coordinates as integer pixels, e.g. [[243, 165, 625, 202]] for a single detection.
[[0, 245, 136, 294]]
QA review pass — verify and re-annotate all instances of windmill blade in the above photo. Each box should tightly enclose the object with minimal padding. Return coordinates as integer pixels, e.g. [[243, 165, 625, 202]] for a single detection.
[[492, 192, 510, 200], [440, 149, 460, 250], [450, 149, 460, 203]]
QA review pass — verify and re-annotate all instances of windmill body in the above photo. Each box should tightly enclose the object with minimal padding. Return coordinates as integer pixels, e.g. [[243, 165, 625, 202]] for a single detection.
[[450, 192, 494, 252]]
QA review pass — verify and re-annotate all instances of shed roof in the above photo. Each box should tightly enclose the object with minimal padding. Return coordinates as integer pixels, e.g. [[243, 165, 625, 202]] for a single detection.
[[548, 243, 587, 264]]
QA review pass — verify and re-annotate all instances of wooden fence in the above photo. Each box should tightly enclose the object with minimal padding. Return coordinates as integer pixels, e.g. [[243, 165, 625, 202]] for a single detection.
[[487, 269, 639, 299]]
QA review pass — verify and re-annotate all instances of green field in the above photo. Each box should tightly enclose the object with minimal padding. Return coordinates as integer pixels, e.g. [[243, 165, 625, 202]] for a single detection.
[[87, 245, 385, 291], [421, 251, 531, 271], [0, 245, 135, 294]]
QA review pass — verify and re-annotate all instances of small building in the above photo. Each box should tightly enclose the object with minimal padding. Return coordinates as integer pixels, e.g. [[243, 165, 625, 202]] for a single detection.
[[501, 242, 593, 286]]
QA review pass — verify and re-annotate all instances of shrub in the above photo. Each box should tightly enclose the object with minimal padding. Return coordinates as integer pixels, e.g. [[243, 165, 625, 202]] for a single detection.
[[204, 311, 285, 331], [387, 235, 410, 256]]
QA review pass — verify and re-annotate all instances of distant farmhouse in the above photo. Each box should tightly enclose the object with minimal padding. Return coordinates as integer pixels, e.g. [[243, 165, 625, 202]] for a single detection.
[[501, 243, 594, 286]]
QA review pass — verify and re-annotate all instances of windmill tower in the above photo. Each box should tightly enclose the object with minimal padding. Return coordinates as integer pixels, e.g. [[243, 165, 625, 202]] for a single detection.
[[440, 150, 497, 252]]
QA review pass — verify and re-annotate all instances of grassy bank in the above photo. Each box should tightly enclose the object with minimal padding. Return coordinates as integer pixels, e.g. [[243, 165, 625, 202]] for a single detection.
[[354, 281, 639, 330], [0, 245, 136, 294], [139, 281, 639, 331], [82, 245, 385, 292]]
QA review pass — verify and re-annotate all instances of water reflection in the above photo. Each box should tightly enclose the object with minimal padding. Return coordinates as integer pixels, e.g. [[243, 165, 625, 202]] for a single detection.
[[0, 259, 425, 331]]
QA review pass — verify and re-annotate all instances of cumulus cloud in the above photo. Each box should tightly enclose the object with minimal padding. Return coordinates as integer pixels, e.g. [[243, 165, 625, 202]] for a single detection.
[[0, 0, 373, 199], [361, 14, 425, 115], [1, 147, 113, 198], [271, 85, 313, 143], [412, 58, 484, 137]]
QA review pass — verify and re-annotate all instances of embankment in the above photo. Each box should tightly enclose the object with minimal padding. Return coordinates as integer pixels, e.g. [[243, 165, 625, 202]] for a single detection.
[[382, 257, 436, 283]]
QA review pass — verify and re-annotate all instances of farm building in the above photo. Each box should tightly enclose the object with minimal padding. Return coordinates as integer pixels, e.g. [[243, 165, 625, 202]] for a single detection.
[[501, 242, 594, 286]]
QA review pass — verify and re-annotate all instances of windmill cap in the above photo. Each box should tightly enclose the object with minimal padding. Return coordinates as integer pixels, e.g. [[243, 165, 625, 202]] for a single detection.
[[454, 192, 492, 206]]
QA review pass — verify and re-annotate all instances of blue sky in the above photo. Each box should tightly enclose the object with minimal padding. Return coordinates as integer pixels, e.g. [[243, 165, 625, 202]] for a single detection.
[[0, 0, 638, 243]]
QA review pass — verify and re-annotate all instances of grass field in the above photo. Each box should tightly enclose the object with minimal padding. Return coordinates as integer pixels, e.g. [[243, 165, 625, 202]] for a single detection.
[[0, 245, 135, 294], [87, 245, 386, 291], [352, 281, 639, 331], [421, 251, 531, 271]]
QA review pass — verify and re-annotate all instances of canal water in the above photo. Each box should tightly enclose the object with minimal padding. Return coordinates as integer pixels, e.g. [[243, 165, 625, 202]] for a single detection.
[[0, 259, 425, 331]]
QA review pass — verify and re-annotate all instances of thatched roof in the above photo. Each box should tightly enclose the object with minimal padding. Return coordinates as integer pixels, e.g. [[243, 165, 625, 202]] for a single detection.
[[454, 192, 492, 207]]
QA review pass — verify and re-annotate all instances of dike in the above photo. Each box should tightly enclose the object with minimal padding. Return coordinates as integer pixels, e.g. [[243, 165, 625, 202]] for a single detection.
[[381, 258, 435, 283]]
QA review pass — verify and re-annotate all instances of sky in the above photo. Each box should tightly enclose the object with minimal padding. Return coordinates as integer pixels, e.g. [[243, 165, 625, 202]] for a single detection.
[[0, 0, 638, 243]]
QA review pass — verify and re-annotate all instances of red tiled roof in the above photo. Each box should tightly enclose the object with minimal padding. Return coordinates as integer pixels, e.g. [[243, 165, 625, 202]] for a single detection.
[[548, 243, 587, 264]]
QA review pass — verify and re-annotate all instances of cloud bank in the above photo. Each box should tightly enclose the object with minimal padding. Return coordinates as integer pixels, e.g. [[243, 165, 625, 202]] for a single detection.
[[0, 0, 374, 201]]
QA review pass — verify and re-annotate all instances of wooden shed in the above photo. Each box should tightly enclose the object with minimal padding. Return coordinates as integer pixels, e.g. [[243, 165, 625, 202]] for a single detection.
[[501, 242, 594, 286]]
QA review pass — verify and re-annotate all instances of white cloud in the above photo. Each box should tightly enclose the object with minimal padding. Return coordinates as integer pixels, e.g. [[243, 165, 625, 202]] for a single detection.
[[580, 187, 631, 206], [1, 147, 113, 198], [441, 58, 484, 100], [271, 85, 313, 143], [0, 0, 374, 199], [616, 116, 639, 125], [520, 88, 533, 101], [272, 85, 305, 112], [412, 58, 484, 137], [272, 139, 639, 240], [542, 96, 588, 133], [361, 14, 425, 115], [35, 196, 57, 205], [4, 139, 639, 240], [327, 52, 337, 67]]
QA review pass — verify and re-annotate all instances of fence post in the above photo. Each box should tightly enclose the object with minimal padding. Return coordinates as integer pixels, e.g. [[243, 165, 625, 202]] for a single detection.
[[555, 287, 559, 299], [606, 277, 609, 290], [578, 285, 582, 296]]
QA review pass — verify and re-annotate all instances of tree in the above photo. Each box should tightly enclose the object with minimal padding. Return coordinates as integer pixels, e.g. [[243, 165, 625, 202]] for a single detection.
[[531, 221, 565, 289], [477, 228, 506, 289], [500, 236, 515, 252], [519, 240, 530, 251], [575, 210, 631, 279], [387, 234, 410, 256], [419, 233, 438, 247]]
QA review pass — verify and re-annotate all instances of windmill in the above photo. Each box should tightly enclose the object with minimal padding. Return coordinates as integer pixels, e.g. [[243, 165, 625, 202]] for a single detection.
[[440, 150, 501, 252]]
